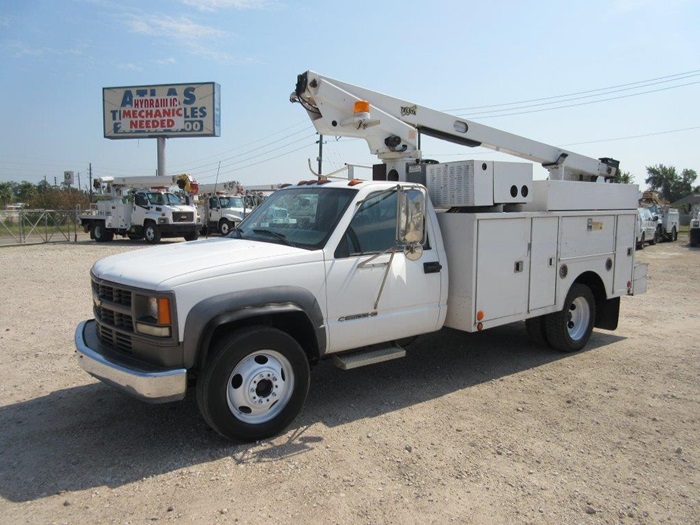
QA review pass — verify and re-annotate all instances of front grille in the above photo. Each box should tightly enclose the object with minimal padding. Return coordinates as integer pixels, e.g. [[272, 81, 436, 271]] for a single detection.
[[98, 324, 133, 352], [93, 281, 132, 307], [96, 306, 133, 331], [92, 276, 134, 351], [173, 212, 194, 223]]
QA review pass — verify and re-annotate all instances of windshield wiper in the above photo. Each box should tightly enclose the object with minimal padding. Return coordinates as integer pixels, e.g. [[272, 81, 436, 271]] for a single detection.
[[252, 228, 295, 247]]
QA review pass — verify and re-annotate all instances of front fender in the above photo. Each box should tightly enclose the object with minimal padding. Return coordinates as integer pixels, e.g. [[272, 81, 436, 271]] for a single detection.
[[182, 286, 326, 368]]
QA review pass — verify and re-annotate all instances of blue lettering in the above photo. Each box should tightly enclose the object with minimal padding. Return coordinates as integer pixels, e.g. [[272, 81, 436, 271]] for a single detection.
[[120, 90, 133, 108], [136, 89, 148, 97], [166, 87, 178, 97], [199, 106, 207, 118], [113, 122, 121, 133], [110, 110, 120, 121], [183, 87, 196, 105]]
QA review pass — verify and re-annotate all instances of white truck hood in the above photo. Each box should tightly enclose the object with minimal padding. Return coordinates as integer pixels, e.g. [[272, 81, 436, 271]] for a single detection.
[[91, 238, 322, 290]]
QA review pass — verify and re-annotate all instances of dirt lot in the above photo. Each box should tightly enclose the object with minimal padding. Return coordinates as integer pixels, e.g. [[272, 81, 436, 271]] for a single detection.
[[0, 234, 698, 525]]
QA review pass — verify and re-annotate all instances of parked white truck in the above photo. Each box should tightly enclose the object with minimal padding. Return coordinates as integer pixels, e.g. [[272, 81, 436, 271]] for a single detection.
[[639, 191, 680, 242], [75, 71, 647, 441], [79, 175, 200, 243], [197, 183, 248, 236]]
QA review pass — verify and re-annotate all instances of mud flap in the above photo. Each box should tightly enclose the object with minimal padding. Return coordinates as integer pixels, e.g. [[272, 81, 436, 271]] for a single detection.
[[595, 296, 620, 331]]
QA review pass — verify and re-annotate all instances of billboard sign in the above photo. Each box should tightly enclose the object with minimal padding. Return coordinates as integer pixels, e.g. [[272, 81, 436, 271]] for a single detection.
[[103, 82, 221, 139]]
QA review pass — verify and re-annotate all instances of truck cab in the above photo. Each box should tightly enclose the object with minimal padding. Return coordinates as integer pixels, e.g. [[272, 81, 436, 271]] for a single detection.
[[199, 194, 247, 235]]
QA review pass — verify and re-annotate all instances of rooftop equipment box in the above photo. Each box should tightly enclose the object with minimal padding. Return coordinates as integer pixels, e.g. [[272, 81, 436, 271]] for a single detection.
[[524, 180, 639, 211], [426, 160, 533, 208]]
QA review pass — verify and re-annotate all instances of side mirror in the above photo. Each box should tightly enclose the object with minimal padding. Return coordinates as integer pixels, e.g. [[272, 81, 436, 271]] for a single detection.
[[397, 188, 426, 261]]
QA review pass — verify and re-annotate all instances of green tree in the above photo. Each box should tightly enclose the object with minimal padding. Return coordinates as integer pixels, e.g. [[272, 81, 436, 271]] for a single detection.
[[14, 181, 37, 203], [613, 170, 634, 184], [645, 164, 697, 203], [0, 182, 13, 205]]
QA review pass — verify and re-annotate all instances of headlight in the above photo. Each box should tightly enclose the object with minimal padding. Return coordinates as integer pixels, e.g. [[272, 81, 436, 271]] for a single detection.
[[134, 294, 173, 338]]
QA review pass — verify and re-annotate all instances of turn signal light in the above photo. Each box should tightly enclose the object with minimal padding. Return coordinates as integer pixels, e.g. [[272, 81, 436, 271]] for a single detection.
[[348, 179, 364, 186], [157, 297, 171, 325]]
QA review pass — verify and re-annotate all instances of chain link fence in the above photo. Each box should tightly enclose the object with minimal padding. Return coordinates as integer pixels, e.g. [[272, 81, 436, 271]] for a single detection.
[[0, 209, 78, 246]]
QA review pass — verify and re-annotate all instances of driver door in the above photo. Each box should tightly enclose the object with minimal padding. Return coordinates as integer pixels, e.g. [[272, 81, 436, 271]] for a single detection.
[[324, 189, 444, 353]]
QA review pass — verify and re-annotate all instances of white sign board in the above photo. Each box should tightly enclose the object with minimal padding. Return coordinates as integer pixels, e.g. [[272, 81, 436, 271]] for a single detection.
[[64, 171, 75, 185], [103, 82, 221, 139]]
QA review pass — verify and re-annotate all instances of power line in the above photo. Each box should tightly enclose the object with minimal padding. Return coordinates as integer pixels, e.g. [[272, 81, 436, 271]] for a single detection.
[[456, 80, 700, 119], [446, 69, 700, 112]]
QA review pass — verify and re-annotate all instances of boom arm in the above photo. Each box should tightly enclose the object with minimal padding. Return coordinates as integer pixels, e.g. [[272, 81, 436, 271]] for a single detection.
[[291, 70, 619, 181]]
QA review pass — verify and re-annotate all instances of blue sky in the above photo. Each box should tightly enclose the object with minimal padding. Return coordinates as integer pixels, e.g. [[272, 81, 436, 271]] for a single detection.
[[1, 0, 698, 189]]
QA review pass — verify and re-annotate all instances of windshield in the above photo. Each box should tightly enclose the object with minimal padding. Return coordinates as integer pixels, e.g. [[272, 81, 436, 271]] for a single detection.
[[217, 196, 244, 209], [146, 192, 181, 205], [233, 187, 356, 249]]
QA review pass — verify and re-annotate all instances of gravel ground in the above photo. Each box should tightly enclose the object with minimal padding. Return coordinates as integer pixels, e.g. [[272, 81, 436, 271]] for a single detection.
[[0, 233, 698, 525]]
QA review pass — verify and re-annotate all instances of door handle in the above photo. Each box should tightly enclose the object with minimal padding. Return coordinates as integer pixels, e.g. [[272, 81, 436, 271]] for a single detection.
[[424, 261, 442, 274]]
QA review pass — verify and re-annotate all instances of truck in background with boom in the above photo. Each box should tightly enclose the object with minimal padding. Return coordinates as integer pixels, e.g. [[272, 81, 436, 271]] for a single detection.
[[75, 70, 647, 442], [78, 175, 200, 243], [639, 191, 680, 243], [197, 181, 248, 236]]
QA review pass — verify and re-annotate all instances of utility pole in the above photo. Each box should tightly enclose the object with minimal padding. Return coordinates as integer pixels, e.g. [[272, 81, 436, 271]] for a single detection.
[[89, 163, 93, 202], [54, 177, 57, 188]]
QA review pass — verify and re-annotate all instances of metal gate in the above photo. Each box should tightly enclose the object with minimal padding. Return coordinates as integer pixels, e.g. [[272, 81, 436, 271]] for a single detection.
[[0, 209, 78, 245]]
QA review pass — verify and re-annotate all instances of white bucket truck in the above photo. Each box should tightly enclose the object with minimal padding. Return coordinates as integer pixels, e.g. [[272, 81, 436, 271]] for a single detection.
[[197, 182, 248, 236], [75, 71, 647, 441], [79, 175, 200, 243]]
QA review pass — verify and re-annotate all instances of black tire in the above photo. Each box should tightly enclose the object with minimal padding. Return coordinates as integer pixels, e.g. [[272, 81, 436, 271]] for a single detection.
[[525, 316, 549, 347], [128, 233, 142, 241], [544, 284, 595, 353], [672, 227, 678, 242], [196, 327, 310, 442], [218, 219, 232, 236], [92, 222, 113, 243], [143, 222, 161, 244], [638, 233, 645, 250], [650, 229, 658, 245], [184, 230, 199, 241]]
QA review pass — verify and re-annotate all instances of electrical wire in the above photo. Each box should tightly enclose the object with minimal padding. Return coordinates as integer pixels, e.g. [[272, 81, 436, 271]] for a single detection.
[[446, 69, 700, 112], [457, 81, 700, 119]]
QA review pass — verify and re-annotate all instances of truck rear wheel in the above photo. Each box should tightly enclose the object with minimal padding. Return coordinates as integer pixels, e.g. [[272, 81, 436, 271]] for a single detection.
[[196, 327, 310, 442], [672, 226, 677, 242], [143, 222, 161, 244], [650, 229, 658, 245], [544, 284, 595, 353], [92, 222, 113, 243]]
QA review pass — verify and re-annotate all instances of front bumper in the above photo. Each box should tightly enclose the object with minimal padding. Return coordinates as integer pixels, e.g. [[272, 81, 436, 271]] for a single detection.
[[74, 320, 187, 403]]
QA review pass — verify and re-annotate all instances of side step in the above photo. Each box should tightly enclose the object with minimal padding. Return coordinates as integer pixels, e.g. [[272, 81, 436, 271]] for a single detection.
[[333, 345, 406, 370]]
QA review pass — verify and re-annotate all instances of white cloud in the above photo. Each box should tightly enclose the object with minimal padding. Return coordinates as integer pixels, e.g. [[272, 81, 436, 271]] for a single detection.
[[5, 40, 84, 58], [180, 0, 274, 12], [117, 63, 144, 71], [155, 57, 178, 65], [126, 14, 226, 39]]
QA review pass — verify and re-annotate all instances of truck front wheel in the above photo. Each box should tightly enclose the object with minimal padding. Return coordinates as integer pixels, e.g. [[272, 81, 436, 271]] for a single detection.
[[218, 219, 232, 236], [184, 230, 199, 241], [196, 327, 310, 442], [672, 226, 678, 242], [544, 284, 595, 353], [143, 222, 161, 244]]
